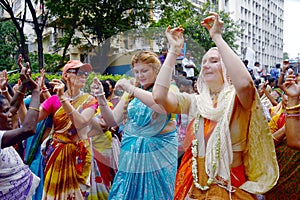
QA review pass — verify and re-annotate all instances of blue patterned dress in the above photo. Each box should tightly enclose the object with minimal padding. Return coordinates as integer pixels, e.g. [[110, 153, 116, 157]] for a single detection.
[[108, 97, 178, 200]]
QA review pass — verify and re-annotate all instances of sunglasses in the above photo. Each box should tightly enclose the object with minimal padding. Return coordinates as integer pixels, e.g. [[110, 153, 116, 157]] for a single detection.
[[67, 68, 90, 76]]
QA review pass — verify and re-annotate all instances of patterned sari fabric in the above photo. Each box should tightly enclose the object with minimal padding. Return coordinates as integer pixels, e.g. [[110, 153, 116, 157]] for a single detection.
[[264, 140, 300, 200], [265, 107, 300, 199], [0, 131, 40, 199], [174, 92, 279, 200], [88, 104, 119, 200], [175, 119, 255, 200], [108, 97, 178, 200], [42, 94, 97, 200], [268, 106, 285, 134]]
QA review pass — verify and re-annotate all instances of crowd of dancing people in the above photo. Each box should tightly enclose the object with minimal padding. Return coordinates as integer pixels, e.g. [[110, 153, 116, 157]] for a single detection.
[[0, 12, 299, 200]]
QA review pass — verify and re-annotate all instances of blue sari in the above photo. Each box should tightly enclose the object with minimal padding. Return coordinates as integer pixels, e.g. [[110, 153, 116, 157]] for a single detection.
[[24, 115, 53, 200], [108, 97, 178, 200]]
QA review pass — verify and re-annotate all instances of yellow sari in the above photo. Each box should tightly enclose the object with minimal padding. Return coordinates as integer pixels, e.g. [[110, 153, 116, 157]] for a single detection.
[[43, 94, 96, 200]]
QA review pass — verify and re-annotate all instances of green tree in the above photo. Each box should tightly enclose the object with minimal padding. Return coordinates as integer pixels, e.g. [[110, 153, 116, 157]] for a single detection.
[[28, 52, 67, 73], [44, 0, 181, 72], [151, 0, 241, 65], [0, 0, 49, 70], [0, 0, 29, 63], [0, 21, 20, 71]]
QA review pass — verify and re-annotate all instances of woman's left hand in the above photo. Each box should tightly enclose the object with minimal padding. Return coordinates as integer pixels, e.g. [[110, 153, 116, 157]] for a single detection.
[[50, 79, 65, 98], [201, 12, 224, 39], [91, 77, 105, 97], [115, 78, 135, 94]]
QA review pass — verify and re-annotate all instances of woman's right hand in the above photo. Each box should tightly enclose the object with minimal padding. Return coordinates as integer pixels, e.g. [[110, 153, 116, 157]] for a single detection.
[[280, 71, 300, 99], [165, 25, 184, 52], [50, 79, 65, 98], [18, 54, 32, 82]]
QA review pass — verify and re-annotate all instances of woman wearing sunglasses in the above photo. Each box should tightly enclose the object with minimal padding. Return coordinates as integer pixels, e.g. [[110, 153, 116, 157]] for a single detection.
[[38, 60, 97, 199]]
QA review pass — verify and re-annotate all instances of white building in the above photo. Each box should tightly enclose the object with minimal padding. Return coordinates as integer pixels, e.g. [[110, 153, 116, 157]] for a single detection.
[[189, 0, 284, 70]]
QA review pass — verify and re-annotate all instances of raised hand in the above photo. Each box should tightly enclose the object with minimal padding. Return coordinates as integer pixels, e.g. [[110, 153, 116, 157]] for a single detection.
[[280, 70, 300, 99], [21, 70, 39, 91], [50, 79, 65, 98], [282, 60, 290, 72], [18, 54, 32, 82], [0, 70, 8, 90], [201, 12, 224, 39], [91, 77, 105, 96], [165, 25, 184, 51], [37, 68, 46, 89]]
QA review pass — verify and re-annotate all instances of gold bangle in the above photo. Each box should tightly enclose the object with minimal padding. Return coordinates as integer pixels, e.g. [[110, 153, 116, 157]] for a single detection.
[[41, 89, 49, 93], [285, 110, 300, 114], [28, 106, 40, 112], [16, 89, 25, 95], [286, 104, 300, 111]]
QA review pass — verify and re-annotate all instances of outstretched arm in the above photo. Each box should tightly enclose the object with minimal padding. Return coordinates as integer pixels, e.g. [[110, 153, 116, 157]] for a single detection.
[[153, 26, 185, 114], [201, 12, 255, 110], [2, 69, 40, 148], [92, 77, 121, 127], [114, 78, 167, 114]]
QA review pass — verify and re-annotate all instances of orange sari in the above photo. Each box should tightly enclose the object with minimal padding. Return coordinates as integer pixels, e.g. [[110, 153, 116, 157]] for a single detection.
[[42, 94, 96, 200], [174, 118, 255, 200]]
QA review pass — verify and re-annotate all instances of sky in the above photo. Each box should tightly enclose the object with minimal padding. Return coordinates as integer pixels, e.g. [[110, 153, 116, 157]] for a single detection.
[[283, 0, 300, 59]]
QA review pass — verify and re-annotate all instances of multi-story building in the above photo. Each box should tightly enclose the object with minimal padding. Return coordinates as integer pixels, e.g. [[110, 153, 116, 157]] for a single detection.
[[189, 0, 284, 70]]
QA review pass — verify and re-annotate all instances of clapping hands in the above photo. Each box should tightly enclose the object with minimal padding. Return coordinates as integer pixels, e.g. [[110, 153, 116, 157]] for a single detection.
[[17, 54, 38, 91]]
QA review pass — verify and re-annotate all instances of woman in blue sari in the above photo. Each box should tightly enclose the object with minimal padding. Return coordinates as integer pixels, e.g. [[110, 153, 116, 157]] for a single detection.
[[92, 51, 178, 200]]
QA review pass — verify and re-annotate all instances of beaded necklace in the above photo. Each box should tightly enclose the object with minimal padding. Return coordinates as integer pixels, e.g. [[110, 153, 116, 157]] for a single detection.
[[191, 113, 221, 190]]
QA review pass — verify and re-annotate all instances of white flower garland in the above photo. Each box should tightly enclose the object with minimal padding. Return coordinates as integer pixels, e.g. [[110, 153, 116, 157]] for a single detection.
[[191, 116, 221, 191]]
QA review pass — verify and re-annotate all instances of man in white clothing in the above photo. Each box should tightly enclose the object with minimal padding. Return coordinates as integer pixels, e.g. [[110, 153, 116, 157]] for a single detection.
[[182, 51, 196, 77]]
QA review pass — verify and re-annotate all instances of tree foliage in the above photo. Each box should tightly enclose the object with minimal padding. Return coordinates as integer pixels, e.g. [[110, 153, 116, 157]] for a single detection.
[[44, 0, 181, 71], [0, 21, 20, 71], [28, 53, 67, 73], [0, 0, 49, 70], [151, 0, 241, 65]]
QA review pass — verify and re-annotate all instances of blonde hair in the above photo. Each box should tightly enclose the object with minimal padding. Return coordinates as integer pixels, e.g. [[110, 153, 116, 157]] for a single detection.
[[131, 51, 161, 72], [122, 51, 161, 124]]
